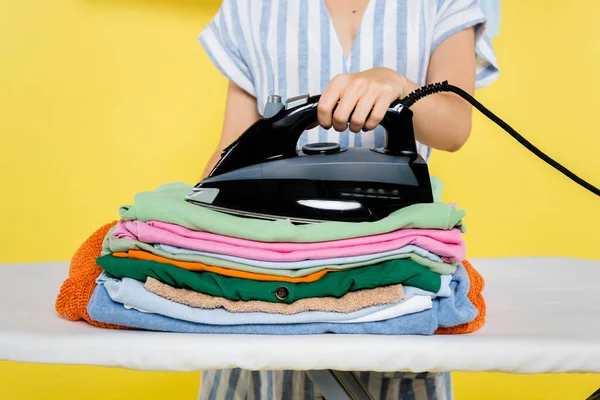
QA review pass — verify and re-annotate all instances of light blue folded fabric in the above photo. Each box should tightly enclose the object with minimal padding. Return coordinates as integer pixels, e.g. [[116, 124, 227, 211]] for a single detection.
[[413, 274, 452, 298], [99, 273, 421, 325], [98, 272, 442, 325], [87, 264, 476, 335], [154, 243, 445, 269]]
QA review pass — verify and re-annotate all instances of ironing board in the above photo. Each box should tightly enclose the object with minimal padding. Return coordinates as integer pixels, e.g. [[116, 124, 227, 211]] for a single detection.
[[1, 257, 599, 399]]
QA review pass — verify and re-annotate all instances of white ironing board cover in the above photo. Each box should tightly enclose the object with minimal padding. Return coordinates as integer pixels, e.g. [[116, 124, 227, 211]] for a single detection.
[[0, 257, 599, 374]]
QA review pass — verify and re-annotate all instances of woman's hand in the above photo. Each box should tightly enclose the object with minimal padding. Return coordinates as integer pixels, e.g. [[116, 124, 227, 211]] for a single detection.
[[317, 67, 407, 133]]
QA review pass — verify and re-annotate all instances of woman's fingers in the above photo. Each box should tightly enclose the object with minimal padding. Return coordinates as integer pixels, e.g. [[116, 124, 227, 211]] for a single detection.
[[317, 74, 346, 129], [364, 86, 397, 131], [331, 77, 368, 132], [318, 72, 399, 133], [349, 88, 380, 133]]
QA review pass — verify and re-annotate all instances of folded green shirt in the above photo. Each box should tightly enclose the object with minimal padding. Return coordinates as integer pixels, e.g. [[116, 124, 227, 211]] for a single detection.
[[117, 177, 466, 243], [96, 255, 442, 304]]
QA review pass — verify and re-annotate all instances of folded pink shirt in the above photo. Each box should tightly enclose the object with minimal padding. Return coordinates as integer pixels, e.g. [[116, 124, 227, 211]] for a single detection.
[[114, 220, 466, 262]]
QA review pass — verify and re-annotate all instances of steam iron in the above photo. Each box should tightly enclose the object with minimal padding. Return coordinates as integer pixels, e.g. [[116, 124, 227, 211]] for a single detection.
[[185, 93, 434, 224]]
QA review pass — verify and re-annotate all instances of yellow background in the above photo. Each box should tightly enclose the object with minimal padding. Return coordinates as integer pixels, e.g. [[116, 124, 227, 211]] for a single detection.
[[1, 0, 598, 398]]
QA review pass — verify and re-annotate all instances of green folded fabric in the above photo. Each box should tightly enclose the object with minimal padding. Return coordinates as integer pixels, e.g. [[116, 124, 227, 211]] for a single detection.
[[97, 255, 442, 304], [117, 177, 466, 243]]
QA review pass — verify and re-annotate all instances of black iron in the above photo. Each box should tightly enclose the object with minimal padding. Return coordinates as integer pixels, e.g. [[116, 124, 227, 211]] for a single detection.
[[185, 94, 434, 223]]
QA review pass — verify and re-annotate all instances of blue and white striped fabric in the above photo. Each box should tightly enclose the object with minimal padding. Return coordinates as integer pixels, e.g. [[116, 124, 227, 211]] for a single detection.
[[199, 0, 499, 162], [479, 0, 501, 38], [197, 1, 499, 399], [199, 370, 453, 400]]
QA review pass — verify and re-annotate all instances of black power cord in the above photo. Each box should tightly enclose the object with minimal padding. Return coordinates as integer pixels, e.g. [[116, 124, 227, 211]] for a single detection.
[[396, 81, 600, 197]]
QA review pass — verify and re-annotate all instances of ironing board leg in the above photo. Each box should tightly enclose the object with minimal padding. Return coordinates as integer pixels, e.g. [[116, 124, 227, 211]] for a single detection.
[[306, 370, 374, 400]]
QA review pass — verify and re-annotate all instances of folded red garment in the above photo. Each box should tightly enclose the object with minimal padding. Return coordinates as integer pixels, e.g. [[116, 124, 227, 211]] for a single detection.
[[55, 222, 486, 334]]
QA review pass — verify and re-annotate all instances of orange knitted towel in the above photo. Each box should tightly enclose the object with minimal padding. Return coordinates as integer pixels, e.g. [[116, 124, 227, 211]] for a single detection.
[[55, 221, 127, 329], [55, 222, 486, 334]]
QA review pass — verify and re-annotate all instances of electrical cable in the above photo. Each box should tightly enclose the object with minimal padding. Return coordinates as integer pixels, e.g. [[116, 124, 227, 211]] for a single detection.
[[396, 81, 599, 197]]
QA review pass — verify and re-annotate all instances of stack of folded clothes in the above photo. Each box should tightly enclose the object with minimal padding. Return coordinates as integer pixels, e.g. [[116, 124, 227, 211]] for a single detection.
[[55, 177, 486, 335]]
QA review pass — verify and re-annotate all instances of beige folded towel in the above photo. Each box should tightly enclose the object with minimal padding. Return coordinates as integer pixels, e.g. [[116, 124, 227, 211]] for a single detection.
[[144, 277, 404, 315]]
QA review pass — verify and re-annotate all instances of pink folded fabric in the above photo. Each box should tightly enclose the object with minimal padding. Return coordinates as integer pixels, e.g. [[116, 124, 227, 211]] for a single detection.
[[114, 220, 465, 262]]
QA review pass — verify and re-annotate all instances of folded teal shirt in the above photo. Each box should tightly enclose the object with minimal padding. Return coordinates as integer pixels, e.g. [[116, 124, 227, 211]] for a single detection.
[[96, 255, 442, 304], [117, 177, 466, 243]]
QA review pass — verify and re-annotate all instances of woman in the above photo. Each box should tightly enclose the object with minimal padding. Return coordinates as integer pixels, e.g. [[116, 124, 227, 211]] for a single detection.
[[198, 0, 499, 398]]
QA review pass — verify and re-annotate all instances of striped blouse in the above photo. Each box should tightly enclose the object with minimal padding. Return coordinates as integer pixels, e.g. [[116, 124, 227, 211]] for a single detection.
[[199, 0, 499, 162], [197, 1, 499, 399]]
